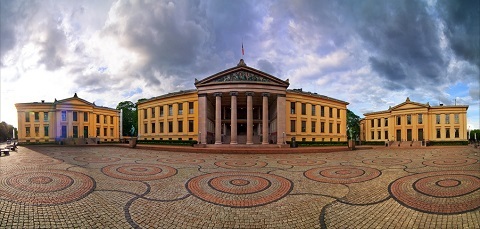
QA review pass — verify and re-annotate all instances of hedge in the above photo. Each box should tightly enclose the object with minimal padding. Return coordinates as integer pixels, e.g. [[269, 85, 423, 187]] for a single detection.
[[361, 141, 387, 145], [285, 141, 348, 147], [427, 141, 468, 146], [136, 139, 198, 146]]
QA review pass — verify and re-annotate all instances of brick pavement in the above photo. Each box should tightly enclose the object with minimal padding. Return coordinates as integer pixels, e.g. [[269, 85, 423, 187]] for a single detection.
[[0, 145, 479, 228]]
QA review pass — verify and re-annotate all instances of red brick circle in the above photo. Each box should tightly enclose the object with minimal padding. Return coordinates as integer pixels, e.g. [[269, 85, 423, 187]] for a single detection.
[[157, 158, 205, 165], [304, 166, 381, 184], [277, 159, 326, 166], [74, 156, 121, 163], [16, 157, 63, 165], [186, 172, 292, 208], [363, 158, 412, 165], [389, 170, 480, 214], [422, 158, 477, 167], [101, 163, 177, 181], [215, 160, 267, 169], [0, 170, 94, 206]]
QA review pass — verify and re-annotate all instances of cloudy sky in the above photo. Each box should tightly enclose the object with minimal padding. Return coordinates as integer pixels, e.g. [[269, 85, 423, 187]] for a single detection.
[[1, 0, 479, 129]]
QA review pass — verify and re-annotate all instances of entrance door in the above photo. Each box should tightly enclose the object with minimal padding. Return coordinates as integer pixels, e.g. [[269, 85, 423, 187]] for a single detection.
[[61, 126, 67, 138], [407, 129, 412, 141], [73, 126, 78, 138], [396, 130, 401, 141], [418, 128, 423, 141]]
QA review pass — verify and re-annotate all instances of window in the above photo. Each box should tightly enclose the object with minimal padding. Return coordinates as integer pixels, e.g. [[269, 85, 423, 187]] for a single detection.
[[34, 112, 39, 122], [26, 127, 31, 137], [160, 106, 164, 117], [151, 123, 156, 133], [110, 128, 114, 137], [321, 122, 325, 133], [311, 121, 316, 132], [446, 128, 450, 138], [371, 119, 374, 128], [454, 114, 459, 124], [62, 126, 67, 138], [455, 128, 459, 138], [376, 119, 380, 127], [290, 102, 296, 114], [301, 121, 306, 132], [290, 120, 296, 132], [44, 112, 49, 122], [104, 116, 107, 124], [377, 131, 381, 140], [62, 111, 67, 121], [189, 120, 194, 132], [25, 112, 30, 122], [178, 103, 183, 115], [407, 115, 411, 125], [385, 131, 388, 140], [337, 109, 341, 119], [329, 108, 333, 118], [168, 121, 173, 132], [337, 124, 341, 134], [302, 138, 306, 142], [397, 116, 401, 125], [111, 116, 113, 124], [35, 127, 39, 136], [73, 126, 78, 138], [329, 123, 333, 133], [84, 112, 88, 122], [160, 122, 164, 133], [168, 105, 173, 116], [436, 128, 441, 138], [385, 118, 388, 126], [436, 114, 441, 124], [301, 103, 306, 115], [371, 131, 374, 140], [445, 114, 450, 124], [189, 102, 194, 114], [321, 106, 325, 117], [44, 126, 49, 137], [144, 109, 147, 119], [104, 128, 107, 136], [73, 112, 77, 121], [144, 124, 147, 134], [178, 121, 183, 132], [418, 114, 423, 124], [96, 127, 100, 136], [311, 105, 316, 116], [151, 108, 155, 118], [96, 115, 100, 123]]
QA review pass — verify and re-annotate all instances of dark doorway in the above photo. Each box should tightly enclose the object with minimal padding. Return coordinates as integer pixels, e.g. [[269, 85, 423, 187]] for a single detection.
[[407, 129, 412, 141], [396, 130, 401, 141], [418, 128, 424, 141]]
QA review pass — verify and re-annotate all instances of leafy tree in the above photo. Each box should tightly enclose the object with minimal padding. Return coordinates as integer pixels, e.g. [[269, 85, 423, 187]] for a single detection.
[[469, 129, 480, 141], [347, 109, 360, 140], [117, 101, 137, 137], [0, 122, 17, 142]]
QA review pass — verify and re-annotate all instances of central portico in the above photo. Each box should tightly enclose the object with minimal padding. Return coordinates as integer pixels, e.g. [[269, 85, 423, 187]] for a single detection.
[[195, 59, 289, 145]]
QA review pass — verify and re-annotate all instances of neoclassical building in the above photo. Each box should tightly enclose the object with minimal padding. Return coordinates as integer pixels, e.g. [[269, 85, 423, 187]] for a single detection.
[[15, 94, 121, 143], [137, 59, 349, 146], [360, 97, 468, 143]]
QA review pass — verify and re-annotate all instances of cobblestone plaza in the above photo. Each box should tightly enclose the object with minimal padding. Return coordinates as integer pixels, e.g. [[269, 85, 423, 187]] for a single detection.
[[0, 146, 479, 228]]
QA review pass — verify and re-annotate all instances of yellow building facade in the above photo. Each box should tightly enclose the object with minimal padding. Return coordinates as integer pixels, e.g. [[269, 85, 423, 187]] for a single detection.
[[360, 97, 468, 143], [137, 59, 348, 145], [15, 94, 121, 143]]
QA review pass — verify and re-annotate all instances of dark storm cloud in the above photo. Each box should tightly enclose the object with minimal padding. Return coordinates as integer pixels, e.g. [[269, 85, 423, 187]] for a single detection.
[[37, 18, 68, 71], [437, 0, 480, 68]]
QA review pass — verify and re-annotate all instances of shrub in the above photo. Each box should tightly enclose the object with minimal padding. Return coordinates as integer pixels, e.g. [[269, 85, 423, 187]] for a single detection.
[[427, 141, 468, 146], [285, 140, 348, 147], [136, 139, 198, 146]]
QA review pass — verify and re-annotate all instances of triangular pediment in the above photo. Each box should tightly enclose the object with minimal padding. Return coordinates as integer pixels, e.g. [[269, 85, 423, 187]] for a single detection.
[[56, 95, 94, 107], [195, 59, 289, 88], [390, 98, 429, 111]]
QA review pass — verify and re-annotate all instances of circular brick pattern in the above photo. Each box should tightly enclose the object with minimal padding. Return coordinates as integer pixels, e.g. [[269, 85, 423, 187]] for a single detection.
[[101, 163, 177, 181], [277, 159, 326, 166], [16, 157, 63, 165], [304, 166, 381, 184], [215, 160, 268, 169], [422, 158, 478, 167], [157, 158, 205, 165], [186, 172, 292, 208], [74, 156, 121, 163], [0, 170, 94, 206], [363, 158, 412, 165], [389, 170, 480, 214]]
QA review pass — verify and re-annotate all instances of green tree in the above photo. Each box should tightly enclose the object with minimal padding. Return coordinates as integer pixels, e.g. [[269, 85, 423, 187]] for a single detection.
[[0, 122, 16, 142], [117, 101, 137, 137], [347, 109, 361, 140], [469, 129, 480, 141]]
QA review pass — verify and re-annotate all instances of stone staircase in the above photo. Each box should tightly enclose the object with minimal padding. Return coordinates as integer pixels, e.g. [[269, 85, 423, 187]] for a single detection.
[[390, 141, 423, 147]]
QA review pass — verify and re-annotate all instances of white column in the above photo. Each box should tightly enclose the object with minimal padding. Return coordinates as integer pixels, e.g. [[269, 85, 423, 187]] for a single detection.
[[230, 91, 238, 144], [262, 93, 269, 144], [246, 92, 254, 144], [215, 92, 222, 144], [277, 94, 286, 144], [198, 94, 207, 144]]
